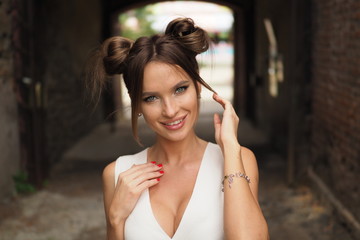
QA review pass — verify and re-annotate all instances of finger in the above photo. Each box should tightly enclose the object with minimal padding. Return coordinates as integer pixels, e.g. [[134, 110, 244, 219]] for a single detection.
[[135, 178, 161, 193], [128, 163, 162, 181], [129, 162, 158, 172], [119, 163, 161, 183], [131, 170, 164, 187], [214, 113, 221, 143], [217, 97, 238, 118], [126, 162, 152, 174], [214, 113, 221, 126], [213, 93, 225, 108], [213, 93, 234, 112]]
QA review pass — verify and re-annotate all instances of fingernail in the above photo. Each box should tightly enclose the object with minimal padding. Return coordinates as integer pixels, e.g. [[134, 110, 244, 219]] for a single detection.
[[151, 161, 156, 164], [160, 171, 164, 174], [157, 178, 160, 181], [157, 164, 163, 167]]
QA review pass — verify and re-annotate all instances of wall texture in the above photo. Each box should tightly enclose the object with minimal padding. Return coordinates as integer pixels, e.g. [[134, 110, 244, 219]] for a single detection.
[[254, 0, 293, 153], [253, 0, 312, 183], [311, 0, 360, 220], [0, 0, 104, 198], [0, 0, 20, 198], [36, 0, 104, 164]]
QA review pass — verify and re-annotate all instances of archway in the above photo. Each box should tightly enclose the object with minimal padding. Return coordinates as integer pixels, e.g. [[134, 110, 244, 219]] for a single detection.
[[113, 2, 234, 121], [101, 0, 255, 123]]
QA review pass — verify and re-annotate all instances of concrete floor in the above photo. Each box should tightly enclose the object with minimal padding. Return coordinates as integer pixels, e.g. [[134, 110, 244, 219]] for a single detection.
[[0, 114, 354, 240]]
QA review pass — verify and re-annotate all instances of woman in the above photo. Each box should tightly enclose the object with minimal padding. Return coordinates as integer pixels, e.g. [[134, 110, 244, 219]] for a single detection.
[[88, 18, 269, 240]]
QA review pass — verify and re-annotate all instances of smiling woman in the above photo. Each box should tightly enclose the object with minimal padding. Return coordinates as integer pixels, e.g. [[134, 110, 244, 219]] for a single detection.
[[86, 18, 269, 240], [141, 62, 200, 142]]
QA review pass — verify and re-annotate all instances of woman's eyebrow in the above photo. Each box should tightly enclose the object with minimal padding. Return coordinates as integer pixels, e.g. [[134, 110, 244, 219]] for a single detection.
[[173, 80, 190, 89], [142, 91, 156, 97], [142, 80, 190, 97]]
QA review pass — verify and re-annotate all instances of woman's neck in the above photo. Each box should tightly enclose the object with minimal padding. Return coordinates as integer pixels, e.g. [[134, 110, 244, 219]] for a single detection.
[[149, 133, 206, 166]]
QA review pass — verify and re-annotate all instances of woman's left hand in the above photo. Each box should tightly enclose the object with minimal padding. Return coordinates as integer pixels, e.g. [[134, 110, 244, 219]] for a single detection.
[[213, 93, 240, 151]]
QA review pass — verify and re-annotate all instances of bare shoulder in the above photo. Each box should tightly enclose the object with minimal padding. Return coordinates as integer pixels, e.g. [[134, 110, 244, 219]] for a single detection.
[[103, 161, 116, 185], [102, 161, 117, 207]]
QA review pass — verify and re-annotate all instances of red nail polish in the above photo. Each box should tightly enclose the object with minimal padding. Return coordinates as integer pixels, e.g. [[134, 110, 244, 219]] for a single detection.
[[151, 161, 156, 164], [160, 171, 164, 174], [157, 164, 163, 167], [157, 178, 160, 181]]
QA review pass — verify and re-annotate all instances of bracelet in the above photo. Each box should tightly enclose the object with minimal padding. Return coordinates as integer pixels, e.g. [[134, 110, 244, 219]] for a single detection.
[[222, 172, 250, 192]]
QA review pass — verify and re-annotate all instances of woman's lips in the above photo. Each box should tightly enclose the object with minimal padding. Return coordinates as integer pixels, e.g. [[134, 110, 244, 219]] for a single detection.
[[161, 115, 187, 130]]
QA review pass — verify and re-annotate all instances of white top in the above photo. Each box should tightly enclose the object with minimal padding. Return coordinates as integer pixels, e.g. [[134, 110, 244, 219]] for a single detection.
[[114, 142, 224, 240]]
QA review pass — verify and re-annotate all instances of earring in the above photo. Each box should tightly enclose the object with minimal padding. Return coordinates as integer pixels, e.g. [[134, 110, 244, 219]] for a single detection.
[[138, 113, 142, 117]]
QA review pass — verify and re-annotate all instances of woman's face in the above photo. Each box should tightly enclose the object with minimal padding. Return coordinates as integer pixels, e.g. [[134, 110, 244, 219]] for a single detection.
[[140, 61, 200, 142]]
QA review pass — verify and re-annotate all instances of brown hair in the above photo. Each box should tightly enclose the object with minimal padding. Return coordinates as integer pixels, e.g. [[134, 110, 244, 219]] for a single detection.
[[87, 18, 215, 143]]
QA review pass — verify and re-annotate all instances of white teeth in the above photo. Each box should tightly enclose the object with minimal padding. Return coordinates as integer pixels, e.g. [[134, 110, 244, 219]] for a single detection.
[[166, 119, 182, 126]]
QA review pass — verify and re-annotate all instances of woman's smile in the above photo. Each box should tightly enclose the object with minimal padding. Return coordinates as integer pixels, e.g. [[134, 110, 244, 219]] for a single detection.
[[141, 62, 199, 142], [97, 17, 268, 240], [161, 115, 187, 130]]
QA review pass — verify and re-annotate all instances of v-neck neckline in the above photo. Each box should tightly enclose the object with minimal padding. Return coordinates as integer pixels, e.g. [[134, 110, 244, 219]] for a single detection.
[[145, 142, 210, 239]]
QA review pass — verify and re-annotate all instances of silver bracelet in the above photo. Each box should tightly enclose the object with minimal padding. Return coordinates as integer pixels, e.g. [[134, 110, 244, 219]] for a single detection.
[[222, 172, 250, 192]]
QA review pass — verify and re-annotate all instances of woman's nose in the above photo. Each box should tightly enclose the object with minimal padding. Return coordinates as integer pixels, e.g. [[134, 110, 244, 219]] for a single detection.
[[162, 98, 178, 118]]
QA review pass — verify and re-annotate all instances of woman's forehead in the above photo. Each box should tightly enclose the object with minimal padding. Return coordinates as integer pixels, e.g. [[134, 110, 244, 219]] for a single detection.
[[142, 62, 192, 89]]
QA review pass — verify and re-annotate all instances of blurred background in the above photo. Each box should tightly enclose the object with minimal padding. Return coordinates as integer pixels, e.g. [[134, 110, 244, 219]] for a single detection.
[[0, 0, 359, 239]]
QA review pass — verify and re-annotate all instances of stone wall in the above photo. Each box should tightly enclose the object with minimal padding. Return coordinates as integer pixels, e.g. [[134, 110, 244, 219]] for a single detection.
[[0, 0, 20, 198], [311, 0, 360, 220]]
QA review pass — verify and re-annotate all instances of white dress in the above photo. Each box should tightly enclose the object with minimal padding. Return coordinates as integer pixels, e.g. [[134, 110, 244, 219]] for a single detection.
[[114, 142, 224, 240]]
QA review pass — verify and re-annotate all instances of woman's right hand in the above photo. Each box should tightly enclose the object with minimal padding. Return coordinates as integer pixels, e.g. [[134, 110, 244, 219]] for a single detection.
[[108, 162, 163, 226]]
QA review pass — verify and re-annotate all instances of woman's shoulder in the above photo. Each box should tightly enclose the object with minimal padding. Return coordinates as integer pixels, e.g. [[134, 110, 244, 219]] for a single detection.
[[103, 161, 116, 183], [206, 142, 224, 163], [208, 142, 255, 158], [115, 148, 147, 162], [207, 142, 222, 152], [209, 142, 257, 168], [117, 148, 148, 166], [103, 148, 148, 184]]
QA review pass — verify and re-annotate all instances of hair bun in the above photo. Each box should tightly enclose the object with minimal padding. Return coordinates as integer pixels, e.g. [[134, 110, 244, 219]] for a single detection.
[[102, 36, 133, 75], [165, 18, 211, 54]]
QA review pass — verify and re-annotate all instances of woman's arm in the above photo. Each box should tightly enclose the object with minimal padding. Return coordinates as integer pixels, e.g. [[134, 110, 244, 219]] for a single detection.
[[102, 161, 163, 240], [213, 94, 269, 240], [222, 143, 269, 239], [103, 162, 125, 240]]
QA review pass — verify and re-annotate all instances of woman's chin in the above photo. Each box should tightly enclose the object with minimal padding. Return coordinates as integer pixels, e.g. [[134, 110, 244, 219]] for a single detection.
[[157, 129, 195, 143]]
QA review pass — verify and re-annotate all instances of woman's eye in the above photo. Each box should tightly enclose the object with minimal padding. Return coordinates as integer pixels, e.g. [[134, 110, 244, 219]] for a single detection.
[[143, 96, 157, 102], [175, 86, 188, 94]]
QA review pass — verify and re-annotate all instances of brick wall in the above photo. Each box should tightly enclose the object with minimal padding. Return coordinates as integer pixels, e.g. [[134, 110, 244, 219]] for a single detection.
[[311, 0, 360, 220], [0, 0, 20, 198]]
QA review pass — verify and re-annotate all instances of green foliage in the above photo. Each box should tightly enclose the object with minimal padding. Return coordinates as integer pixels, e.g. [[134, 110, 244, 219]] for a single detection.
[[13, 171, 36, 194], [208, 31, 232, 43], [43, 179, 49, 187], [119, 6, 157, 40]]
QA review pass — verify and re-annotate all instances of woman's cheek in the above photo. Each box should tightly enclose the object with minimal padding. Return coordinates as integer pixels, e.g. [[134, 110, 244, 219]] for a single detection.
[[142, 102, 160, 119], [182, 92, 198, 107]]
